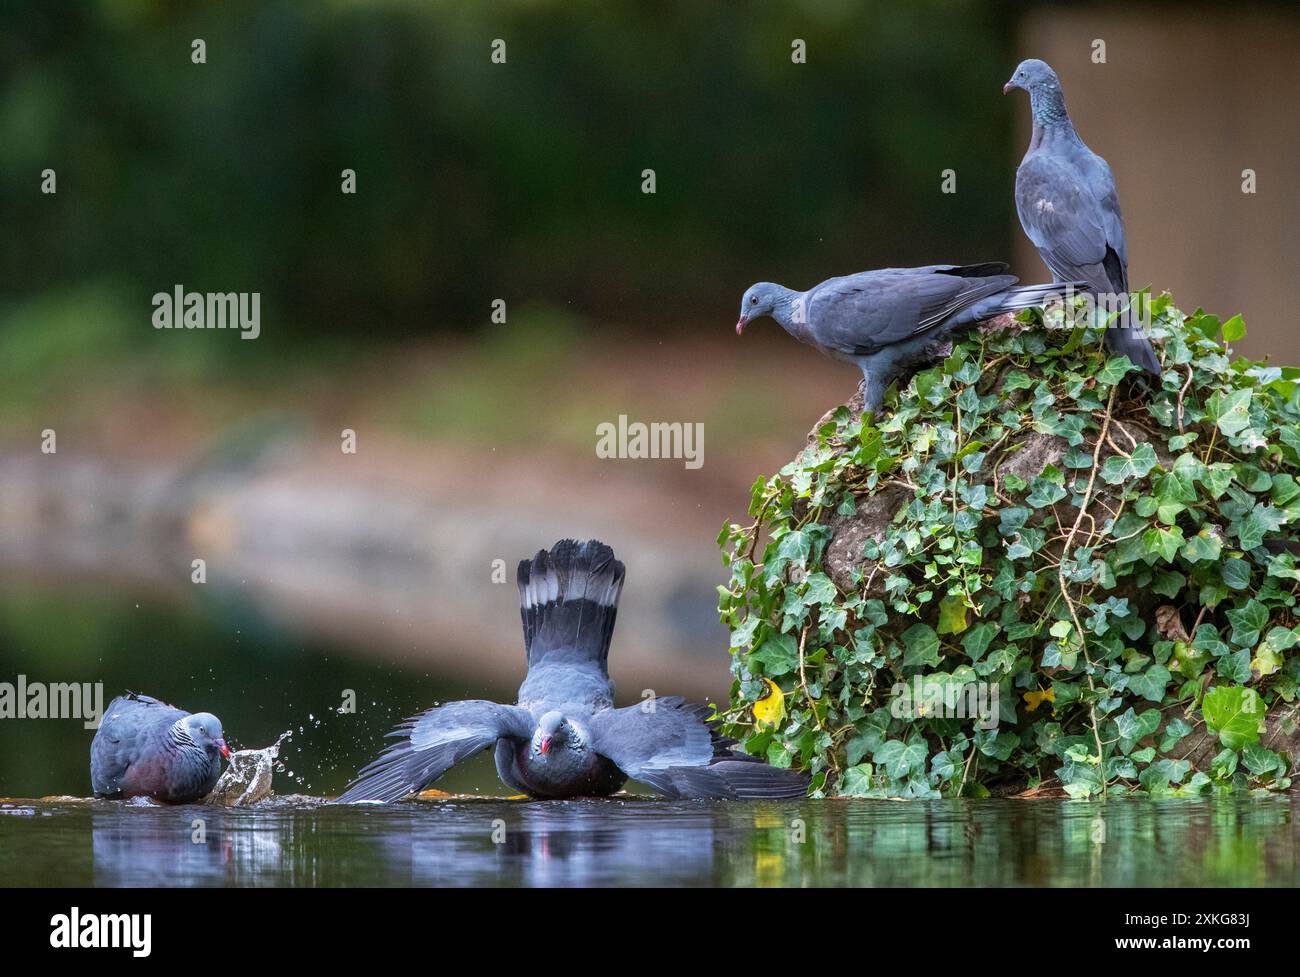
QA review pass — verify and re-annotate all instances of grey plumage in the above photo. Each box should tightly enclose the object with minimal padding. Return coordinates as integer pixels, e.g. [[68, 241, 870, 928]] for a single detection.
[[736, 263, 1083, 412], [90, 693, 229, 803], [334, 539, 809, 803], [1004, 58, 1160, 376]]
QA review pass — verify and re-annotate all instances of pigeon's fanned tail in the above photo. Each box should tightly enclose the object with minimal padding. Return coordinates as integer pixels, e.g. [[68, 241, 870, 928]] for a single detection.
[[518, 539, 625, 670]]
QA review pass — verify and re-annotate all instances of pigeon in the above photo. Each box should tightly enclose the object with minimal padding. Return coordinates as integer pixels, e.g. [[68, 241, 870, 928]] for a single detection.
[[335, 539, 810, 803], [1004, 58, 1161, 376], [90, 692, 230, 803], [736, 262, 1083, 412]]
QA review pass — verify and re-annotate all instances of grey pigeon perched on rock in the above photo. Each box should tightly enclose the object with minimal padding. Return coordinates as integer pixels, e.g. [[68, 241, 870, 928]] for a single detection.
[[1004, 58, 1161, 376], [335, 539, 809, 802], [90, 692, 229, 803], [736, 263, 1082, 412]]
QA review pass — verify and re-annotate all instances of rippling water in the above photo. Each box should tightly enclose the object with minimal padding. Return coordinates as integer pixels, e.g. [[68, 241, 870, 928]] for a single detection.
[[2, 795, 1296, 887]]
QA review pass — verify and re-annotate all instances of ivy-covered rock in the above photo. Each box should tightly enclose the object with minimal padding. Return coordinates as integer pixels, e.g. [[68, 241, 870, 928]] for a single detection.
[[718, 295, 1300, 798]]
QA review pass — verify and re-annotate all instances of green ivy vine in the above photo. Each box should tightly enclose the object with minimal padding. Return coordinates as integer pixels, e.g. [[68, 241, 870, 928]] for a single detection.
[[718, 294, 1300, 798]]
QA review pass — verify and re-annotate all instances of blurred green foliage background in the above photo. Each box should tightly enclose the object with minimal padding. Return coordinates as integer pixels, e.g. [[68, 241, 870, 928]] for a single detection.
[[1, 0, 1017, 352]]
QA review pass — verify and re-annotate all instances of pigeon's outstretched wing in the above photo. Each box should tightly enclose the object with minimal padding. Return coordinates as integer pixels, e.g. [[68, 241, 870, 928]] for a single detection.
[[589, 699, 809, 800], [334, 701, 534, 803], [807, 263, 1019, 356]]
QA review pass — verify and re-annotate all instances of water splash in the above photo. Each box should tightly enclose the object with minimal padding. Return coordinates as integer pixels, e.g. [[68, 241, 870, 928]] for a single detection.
[[207, 729, 293, 807]]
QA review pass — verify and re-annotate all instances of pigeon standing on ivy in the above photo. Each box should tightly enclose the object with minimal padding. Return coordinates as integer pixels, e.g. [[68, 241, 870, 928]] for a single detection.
[[91, 693, 230, 803], [736, 262, 1082, 412], [1004, 58, 1161, 377], [335, 539, 809, 802]]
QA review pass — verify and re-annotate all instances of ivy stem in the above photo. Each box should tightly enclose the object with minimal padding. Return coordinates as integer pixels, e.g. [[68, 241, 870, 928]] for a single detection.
[[1058, 382, 1119, 794], [797, 624, 835, 772], [1176, 368, 1194, 432]]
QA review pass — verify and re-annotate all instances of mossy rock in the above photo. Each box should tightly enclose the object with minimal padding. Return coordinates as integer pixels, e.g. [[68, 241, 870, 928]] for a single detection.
[[718, 295, 1300, 798]]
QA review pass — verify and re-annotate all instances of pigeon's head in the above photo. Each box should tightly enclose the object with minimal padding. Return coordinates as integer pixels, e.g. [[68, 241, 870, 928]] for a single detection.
[[184, 712, 231, 758], [534, 710, 567, 756], [736, 282, 783, 335], [1003, 58, 1059, 95]]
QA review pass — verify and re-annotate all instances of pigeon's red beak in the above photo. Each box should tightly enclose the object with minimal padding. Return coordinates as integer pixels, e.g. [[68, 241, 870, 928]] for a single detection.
[[735, 317, 747, 336], [539, 736, 552, 755], [218, 740, 231, 758], [1002, 81, 1015, 95]]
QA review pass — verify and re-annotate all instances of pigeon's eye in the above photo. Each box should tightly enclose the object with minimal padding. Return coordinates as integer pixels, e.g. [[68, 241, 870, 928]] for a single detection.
[[199, 727, 207, 735], [750, 296, 758, 305]]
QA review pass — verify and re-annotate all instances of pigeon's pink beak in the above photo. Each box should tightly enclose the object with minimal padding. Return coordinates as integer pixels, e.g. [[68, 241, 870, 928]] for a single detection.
[[218, 740, 231, 758], [735, 317, 747, 335], [539, 736, 552, 755], [1002, 81, 1015, 95]]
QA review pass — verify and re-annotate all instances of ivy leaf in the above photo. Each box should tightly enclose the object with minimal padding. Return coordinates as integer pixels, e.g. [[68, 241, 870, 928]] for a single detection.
[[1140, 758, 1191, 790], [1127, 664, 1172, 702], [1003, 370, 1035, 391], [803, 572, 838, 605], [1201, 686, 1265, 750], [1180, 527, 1223, 562], [1220, 314, 1247, 343], [937, 595, 969, 635], [752, 678, 787, 729], [1192, 624, 1229, 659], [1251, 645, 1283, 680], [1242, 744, 1283, 778], [1158, 717, 1193, 752], [1151, 570, 1185, 599], [1097, 355, 1138, 386], [1026, 476, 1067, 509], [1217, 650, 1251, 684], [901, 623, 941, 667], [750, 633, 799, 677], [1233, 504, 1286, 551], [874, 738, 928, 779], [1100, 443, 1158, 485], [1114, 706, 1160, 748], [1226, 599, 1269, 647], [838, 764, 876, 797], [1220, 558, 1252, 590], [1213, 388, 1253, 437], [1142, 525, 1185, 563], [961, 622, 999, 662]]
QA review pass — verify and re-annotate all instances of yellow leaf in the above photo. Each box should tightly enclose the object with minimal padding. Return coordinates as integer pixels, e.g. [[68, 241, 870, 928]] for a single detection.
[[1023, 687, 1055, 712], [753, 678, 787, 728]]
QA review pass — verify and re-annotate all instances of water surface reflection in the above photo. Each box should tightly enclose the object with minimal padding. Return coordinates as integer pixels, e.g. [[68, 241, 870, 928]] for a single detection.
[[0, 796, 1295, 887]]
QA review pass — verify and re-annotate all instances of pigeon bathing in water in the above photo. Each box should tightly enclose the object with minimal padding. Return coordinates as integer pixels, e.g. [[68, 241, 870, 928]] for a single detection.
[[1004, 58, 1161, 376], [736, 263, 1083, 413], [335, 539, 809, 802], [90, 693, 230, 803]]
